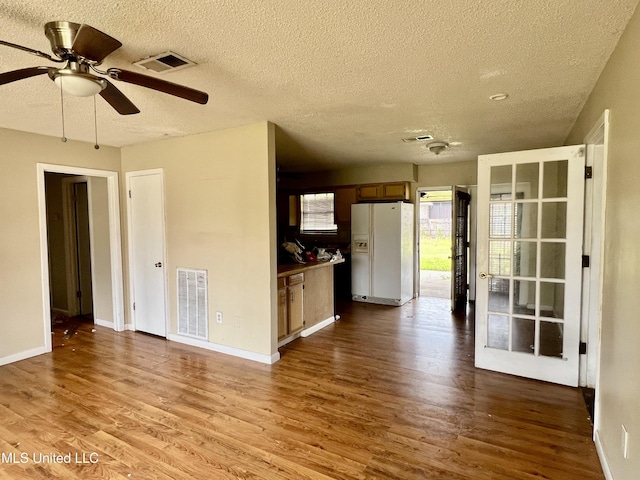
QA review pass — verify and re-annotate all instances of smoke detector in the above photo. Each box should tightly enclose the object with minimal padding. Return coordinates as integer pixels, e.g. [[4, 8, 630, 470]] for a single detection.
[[133, 51, 196, 74], [427, 141, 449, 155]]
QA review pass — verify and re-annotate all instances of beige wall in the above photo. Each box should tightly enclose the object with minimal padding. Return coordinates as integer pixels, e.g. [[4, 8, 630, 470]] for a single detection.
[[416, 160, 478, 188], [0, 128, 120, 362], [282, 162, 418, 190], [89, 176, 114, 325], [121, 122, 278, 358], [566, 5, 640, 478]]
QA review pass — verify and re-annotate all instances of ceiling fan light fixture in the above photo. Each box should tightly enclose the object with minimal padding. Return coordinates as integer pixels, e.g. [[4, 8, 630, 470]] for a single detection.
[[54, 74, 104, 96], [50, 64, 107, 97]]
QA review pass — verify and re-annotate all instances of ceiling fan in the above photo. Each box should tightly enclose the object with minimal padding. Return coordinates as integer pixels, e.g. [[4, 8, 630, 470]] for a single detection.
[[0, 21, 209, 115]]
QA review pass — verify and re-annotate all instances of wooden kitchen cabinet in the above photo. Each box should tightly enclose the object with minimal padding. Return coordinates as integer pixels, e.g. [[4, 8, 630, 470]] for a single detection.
[[277, 278, 288, 339], [356, 182, 409, 202], [278, 273, 304, 340], [335, 187, 357, 223]]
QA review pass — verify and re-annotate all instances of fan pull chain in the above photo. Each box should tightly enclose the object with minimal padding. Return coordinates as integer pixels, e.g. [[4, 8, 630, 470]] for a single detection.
[[59, 80, 67, 143], [93, 96, 100, 150]]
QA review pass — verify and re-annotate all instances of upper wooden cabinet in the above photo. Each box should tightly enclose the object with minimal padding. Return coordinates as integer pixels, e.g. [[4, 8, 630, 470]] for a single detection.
[[334, 187, 357, 223], [356, 182, 410, 202]]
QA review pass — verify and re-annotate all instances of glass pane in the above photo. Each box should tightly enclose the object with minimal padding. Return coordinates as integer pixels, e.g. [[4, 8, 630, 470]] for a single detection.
[[543, 160, 568, 198], [514, 241, 537, 277], [513, 280, 536, 315], [513, 317, 535, 354], [540, 282, 565, 319], [491, 165, 512, 198], [489, 241, 511, 276], [490, 203, 512, 238], [514, 203, 537, 238], [488, 315, 509, 350], [489, 278, 510, 313], [540, 243, 566, 279], [541, 202, 567, 239], [516, 163, 539, 199], [540, 321, 564, 358]]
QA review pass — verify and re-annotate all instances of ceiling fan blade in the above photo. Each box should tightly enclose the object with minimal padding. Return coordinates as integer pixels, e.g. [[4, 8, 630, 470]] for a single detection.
[[0, 66, 55, 86], [71, 24, 122, 63], [99, 80, 140, 115], [107, 68, 209, 104], [0, 39, 61, 62]]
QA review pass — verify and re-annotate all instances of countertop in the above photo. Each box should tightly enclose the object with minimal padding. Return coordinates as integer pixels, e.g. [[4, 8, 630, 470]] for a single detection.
[[277, 258, 345, 277]]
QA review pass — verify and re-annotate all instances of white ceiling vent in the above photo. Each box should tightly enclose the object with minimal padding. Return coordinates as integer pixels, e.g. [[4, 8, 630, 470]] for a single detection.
[[177, 268, 208, 340], [134, 51, 196, 74]]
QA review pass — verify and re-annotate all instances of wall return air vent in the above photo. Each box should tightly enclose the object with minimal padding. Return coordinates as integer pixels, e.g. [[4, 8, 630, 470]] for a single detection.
[[177, 268, 208, 340], [133, 51, 196, 74]]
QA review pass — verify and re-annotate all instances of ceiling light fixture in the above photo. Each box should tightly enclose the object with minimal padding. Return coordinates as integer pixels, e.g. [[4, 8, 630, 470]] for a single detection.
[[489, 93, 509, 101], [50, 61, 106, 97], [427, 141, 449, 155]]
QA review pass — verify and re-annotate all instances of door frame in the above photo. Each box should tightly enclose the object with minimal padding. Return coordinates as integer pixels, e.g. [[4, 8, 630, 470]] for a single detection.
[[37, 164, 125, 352], [125, 169, 169, 335], [582, 110, 609, 433], [415, 186, 453, 300]]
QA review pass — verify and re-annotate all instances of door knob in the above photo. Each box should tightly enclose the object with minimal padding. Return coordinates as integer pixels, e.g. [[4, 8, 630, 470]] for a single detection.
[[478, 272, 493, 279], [155, 262, 163, 268]]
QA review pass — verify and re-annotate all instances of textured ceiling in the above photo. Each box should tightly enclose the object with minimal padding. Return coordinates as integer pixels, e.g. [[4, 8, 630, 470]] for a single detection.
[[0, 0, 638, 172]]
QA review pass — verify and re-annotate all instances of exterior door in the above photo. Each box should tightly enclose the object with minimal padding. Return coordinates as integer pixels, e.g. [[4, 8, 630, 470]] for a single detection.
[[128, 171, 167, 337], [451, 188, 470, 312], [475, 145, 585, 386]]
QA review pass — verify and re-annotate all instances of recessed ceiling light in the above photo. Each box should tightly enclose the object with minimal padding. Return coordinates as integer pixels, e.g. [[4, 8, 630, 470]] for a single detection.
[[489, 93, 509, 101], [402, 134, 434, 143]]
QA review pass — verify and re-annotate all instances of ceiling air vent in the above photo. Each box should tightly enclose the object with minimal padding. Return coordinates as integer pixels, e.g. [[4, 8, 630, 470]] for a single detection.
[[133, 51, 196, 74]]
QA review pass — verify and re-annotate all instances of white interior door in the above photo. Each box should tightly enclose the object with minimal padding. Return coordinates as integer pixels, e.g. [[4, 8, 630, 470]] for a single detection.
[[128, 171, 167, 337], [475, 145, 585, 386]]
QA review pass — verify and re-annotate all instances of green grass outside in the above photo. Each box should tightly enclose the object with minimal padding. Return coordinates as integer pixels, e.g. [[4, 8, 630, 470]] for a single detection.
[[420, 235, 451, 271]]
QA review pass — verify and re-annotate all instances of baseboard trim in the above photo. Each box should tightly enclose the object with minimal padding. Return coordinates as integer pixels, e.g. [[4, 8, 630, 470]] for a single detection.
[[94, 319, 114, 329], [167, 334, 280, 364], [301, 316, 335, 337], [595, 429, 614, 480], [124, 324, 135, 331], [0, 346, 49, 367]]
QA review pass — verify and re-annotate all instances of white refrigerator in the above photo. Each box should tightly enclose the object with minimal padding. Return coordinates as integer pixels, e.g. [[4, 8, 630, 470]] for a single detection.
[[351, 202, 414, 306]]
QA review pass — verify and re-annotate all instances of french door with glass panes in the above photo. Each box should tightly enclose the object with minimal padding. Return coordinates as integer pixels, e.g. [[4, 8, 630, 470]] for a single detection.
[[475, 145, 585, 387]]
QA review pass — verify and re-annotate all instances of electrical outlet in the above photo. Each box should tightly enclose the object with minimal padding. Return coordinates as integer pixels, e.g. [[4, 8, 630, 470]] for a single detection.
[[216, 311, 223, 324], [622, 424, 629, 459]]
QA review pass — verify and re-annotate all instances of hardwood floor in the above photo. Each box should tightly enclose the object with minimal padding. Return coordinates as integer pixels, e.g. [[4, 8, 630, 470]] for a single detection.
[[0, 298, 603, 479]]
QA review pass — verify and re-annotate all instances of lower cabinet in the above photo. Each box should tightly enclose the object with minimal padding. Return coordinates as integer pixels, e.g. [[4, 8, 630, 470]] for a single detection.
[[278, 273, 304, 340]]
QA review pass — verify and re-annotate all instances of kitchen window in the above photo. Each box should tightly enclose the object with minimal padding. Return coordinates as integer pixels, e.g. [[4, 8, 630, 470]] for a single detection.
[[300, 192, 338, 233]]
